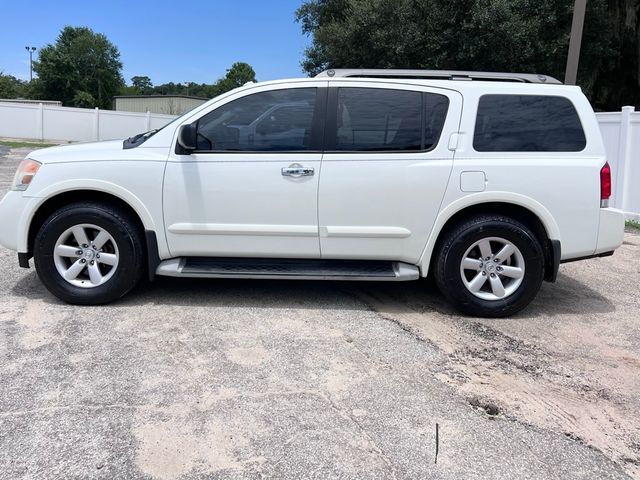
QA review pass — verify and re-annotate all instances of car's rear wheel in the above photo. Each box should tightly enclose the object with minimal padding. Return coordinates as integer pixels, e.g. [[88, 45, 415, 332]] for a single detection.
[[434, 215, 544, 317], [34, 201, 144, 304]]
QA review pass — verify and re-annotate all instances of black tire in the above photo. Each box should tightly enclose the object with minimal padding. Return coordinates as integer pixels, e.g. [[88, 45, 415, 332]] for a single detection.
[[433, 215, 544, 317], [34, 201, 145, 305]]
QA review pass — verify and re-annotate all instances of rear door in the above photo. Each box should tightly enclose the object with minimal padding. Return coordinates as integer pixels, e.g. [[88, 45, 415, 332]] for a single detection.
[[318, 82, 462, 263]]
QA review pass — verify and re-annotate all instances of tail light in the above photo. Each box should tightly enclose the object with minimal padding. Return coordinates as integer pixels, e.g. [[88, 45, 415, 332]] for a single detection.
[[600, 162, 611, 208]]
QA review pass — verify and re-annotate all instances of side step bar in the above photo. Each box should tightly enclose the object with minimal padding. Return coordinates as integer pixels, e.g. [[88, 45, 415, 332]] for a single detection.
[[156, 257, 419, 281]]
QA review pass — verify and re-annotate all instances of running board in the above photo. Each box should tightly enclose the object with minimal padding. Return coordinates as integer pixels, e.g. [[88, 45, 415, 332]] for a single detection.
[[155, 257, 419, 281]]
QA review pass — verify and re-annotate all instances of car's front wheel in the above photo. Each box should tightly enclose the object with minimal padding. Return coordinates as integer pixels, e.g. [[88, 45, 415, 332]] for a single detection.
[[434, 215, 545, 317], [34, 201, 145, 304]]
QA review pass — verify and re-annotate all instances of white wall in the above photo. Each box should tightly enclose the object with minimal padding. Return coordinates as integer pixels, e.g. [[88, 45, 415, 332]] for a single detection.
[[0, 101, 638, 218], [596, 107, 640, 220], [0, 102, 176, 143]]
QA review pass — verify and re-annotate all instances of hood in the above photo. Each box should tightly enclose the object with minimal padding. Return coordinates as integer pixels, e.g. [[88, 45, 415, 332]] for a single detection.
[[28, 140, 125, 164]]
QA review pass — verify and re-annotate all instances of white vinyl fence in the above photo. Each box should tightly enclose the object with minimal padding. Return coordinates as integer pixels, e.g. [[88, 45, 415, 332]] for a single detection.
[[596, 107, 640, 220], [0, 101, 638, 218], [0, 101, 176, 143]]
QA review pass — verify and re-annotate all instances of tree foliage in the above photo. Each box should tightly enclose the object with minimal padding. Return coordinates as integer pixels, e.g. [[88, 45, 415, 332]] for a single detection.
[[597, 0, 640, 110], [33, 26, 124, 109], [72, 91, 97, 108], [296, 0, 639, 110], [131, 76, 153, 95], [217, 61, 258, 91], [0, 73, 27, 98], [124, 62, 257, 99]]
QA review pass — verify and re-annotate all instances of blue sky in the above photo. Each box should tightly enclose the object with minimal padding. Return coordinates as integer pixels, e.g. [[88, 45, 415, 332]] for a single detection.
[[0, 0, 311, 84]]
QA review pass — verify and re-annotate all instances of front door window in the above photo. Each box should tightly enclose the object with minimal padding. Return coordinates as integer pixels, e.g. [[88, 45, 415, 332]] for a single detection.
[[195, 88, 317, 152]]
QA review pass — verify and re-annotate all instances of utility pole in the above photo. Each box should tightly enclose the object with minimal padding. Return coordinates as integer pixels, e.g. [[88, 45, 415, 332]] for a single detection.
[[564, 0, 587, 85], [25, 46, 36, 82]]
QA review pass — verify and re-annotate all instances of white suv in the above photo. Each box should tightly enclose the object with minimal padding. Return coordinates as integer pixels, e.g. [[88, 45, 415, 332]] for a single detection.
[[0, 69, 625, 317]]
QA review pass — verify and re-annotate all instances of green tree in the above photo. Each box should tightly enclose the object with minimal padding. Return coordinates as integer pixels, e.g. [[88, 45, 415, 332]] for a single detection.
[[143, 62, 257, 99], [34, 26, 124, 109], [0, 73, 26, 98], [223, 62, 257, 88], [131, 75, 153, 95], [593, 0, 640, 110], [209, 62, 258, 97], [296, 0, 638, 110], [72, 91, 97, 108]]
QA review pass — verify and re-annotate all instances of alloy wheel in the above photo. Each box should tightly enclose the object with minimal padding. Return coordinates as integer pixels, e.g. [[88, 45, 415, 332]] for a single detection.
[[459, 236, 525, 301], [53, 223, 119, 288]]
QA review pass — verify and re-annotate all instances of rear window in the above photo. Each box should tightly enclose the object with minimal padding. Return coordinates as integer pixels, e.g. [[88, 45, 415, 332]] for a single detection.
[[334, 88, 449, 152], [473, 95, 586, 152]]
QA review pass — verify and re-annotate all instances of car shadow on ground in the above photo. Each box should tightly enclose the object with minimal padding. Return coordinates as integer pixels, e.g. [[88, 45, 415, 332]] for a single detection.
[[12, 269, 616, 318]]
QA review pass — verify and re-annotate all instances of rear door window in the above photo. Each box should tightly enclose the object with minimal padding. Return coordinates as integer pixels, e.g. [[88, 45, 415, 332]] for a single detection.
[[473, 94, 586, 152], [333, 88, 449, 152]]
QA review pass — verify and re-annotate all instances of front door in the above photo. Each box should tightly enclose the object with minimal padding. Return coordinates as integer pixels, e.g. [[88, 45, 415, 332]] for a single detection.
[[318, 82, 463, 263], [163, 84, 327, 258]]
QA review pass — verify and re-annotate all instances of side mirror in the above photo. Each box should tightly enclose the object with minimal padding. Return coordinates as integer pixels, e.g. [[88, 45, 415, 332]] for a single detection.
[[177, 123, 197, 153]]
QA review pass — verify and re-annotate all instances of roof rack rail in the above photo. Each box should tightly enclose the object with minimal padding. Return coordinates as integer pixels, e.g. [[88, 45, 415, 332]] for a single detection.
[[315, 69, 562, 85]]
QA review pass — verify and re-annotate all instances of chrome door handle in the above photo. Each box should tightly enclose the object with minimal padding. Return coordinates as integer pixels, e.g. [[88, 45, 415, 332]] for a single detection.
[[281, 163, 314, 177]]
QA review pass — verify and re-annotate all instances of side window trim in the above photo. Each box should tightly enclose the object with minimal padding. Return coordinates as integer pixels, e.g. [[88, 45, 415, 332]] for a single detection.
[[423, 90, 450, 152], [420, 93, 426, 153], [309, 86, 328, 152], [323, 86, 449, 153], [191, 86, 328, 154], [323, 87, 339, 151]]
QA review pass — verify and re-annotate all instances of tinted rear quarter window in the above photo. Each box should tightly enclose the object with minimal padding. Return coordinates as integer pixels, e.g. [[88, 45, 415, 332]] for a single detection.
[[473, 95, 586, 152], [334, 88, 449, 152]]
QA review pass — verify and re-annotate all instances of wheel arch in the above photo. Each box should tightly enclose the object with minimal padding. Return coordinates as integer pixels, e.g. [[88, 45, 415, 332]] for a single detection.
[[419, 194, 561, 281], [24, 185, 157, 265]]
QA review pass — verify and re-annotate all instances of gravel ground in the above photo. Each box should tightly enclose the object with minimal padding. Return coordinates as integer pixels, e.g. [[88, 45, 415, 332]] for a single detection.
[[0, 146, 638, 479]]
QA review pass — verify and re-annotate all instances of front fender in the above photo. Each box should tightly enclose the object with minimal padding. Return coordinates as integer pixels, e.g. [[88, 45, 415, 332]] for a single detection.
[[17, 179, 158, 253]]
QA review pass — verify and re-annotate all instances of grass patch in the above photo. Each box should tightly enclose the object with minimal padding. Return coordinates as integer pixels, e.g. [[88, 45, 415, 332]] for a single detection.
[[0, 140, 58, 149], [626, 220, 640, 231]]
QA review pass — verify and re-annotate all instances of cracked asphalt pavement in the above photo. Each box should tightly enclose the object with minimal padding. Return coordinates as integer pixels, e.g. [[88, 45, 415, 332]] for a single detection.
[[1, 146, 638, 479]]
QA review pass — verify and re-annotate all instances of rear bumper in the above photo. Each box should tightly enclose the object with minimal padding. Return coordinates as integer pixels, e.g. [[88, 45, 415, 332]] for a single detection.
[[553, 208, 623, 266], [595, 207, 625, 255]]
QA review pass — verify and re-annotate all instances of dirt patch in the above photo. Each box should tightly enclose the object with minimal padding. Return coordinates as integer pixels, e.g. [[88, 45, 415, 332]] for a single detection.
[[15, 300, 66, 350], [226, 346, 270, 367], [355, 238, 640, 480], [133, 414, 245, 480]]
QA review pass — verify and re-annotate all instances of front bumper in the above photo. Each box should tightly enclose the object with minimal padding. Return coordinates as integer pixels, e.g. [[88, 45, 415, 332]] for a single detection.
[[0, 190, 37, 253]]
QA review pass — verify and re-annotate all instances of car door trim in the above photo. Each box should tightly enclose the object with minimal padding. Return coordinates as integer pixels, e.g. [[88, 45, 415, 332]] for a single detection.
[[322, 226, 411, 238], [168, 223, 318, 237]]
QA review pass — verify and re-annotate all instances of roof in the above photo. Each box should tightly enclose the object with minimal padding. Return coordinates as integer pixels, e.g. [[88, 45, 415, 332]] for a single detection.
[[0, 98, 62, 105], [113, 95, 208, 101], [315, 69, 562, 85]]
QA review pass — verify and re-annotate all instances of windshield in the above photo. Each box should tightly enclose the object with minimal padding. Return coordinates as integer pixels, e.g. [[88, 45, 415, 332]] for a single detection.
[[122, 100, 212, 149], [122, 86, 252, 150]]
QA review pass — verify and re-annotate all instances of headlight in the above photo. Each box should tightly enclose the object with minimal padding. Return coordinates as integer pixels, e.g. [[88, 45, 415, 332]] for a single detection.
[[12, 159, 41, 191]]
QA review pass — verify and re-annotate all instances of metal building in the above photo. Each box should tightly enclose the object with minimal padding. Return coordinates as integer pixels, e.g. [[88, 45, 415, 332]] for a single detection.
[[0, 98, 62, 106], [112, 95, 208, 115]]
